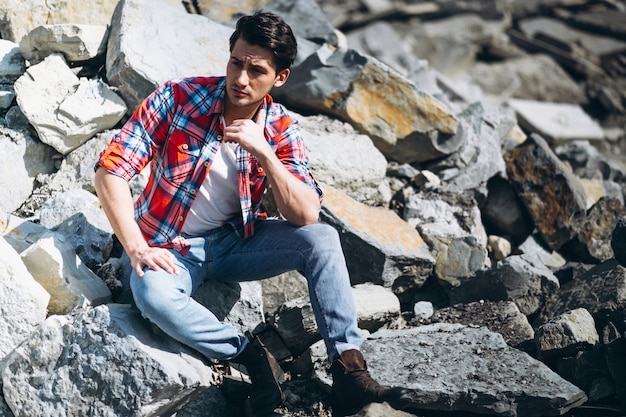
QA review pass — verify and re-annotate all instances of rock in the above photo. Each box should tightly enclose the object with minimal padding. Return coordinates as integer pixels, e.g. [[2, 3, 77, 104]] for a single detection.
[[0, 211, 50, 254], [505, 133, 588, 251], [481, 175, 534, 246], [298, 112, 390, 204], [487, 235, 512, 261], [420, 300, 535, 348], [535, 308, 599, 359], [0, 126, 57, 214], [273, 284, 399, 354], [106, 0, 233, 113], [0, 0, 118, 44], [352, 283, 401, 332], [1, 304, 215, 417], [611, 217, 626, 267], [261, 270, 309, 315], [517, 235, 567, 271], [14, 54, 126, 155], [413, 301, 434, 320], [39, 189, 114, 270], [449, 254, 560, 317], [535, 259, 626, 331], [404, 190, 488, 287], [560, 197, 626, 263], [312, 324, 587, 417], [19, 24, 108, 64], [320, 184, 434, 301], [507, 99, 605, 144], [274, 45, 461, 164], [468, 54, 587, 104], [0, 40, 26, 83], [0, 236, 49, 366], [192, 280, 265, 335], [20, 232, 112, 315]]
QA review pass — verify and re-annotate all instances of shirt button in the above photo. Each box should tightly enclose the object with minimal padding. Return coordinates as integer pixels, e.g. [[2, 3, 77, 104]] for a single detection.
[[204, 162, 210, 167], [217, 135, 223, 141], [257, 167, 264, 173], [178, 216, 184, 222], [182, 144, 189, 150], [190, 189, 196, 194]]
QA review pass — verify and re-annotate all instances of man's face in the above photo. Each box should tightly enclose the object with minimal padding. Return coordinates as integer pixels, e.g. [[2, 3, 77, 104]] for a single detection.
[[225, 38, 289, 113]]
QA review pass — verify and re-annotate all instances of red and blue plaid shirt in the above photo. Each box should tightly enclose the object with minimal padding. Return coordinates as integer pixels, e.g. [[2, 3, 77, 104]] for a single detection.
[[96, 76, 323, 252]]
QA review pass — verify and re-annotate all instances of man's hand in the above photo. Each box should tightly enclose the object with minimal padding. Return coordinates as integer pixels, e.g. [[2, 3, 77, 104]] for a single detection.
[[128, 245, 179, 277], [223, 118, 272, 159]]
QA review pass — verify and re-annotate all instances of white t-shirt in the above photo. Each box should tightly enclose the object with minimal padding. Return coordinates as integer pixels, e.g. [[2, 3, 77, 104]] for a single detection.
[[181, 142, 240, 235]]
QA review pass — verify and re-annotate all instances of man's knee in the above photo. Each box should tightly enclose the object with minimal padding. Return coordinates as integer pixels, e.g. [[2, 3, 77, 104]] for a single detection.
[[302, 223, 342, 252], [131, 271, 186, 318]]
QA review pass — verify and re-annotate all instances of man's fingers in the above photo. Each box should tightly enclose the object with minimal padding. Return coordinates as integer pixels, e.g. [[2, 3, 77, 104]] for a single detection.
[[132, 248, 179, 277]]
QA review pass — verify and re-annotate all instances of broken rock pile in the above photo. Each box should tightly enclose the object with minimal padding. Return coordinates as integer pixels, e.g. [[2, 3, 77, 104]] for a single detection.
[[0, 0, 626, 416]]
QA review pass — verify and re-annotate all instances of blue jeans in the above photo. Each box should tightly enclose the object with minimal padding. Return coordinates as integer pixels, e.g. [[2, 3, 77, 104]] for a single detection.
[[130, 219, 363, 362]]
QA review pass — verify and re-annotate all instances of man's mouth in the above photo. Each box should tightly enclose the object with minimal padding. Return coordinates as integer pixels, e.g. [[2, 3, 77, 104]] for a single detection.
[[231, 87, 247, 98]]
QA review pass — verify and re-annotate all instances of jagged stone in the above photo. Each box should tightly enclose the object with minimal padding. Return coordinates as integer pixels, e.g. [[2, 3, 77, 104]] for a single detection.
[[0, 126, 57, 214], [0, 236, 49, 366], [420, 300, 535, 347], [38, 189, 114, 270], [106, 0, 233, 112], [508, 99, 604, 144], [312, 324, 587, 417], [560, 197, 626, 263], [0, 0, 117, 44], [298, 112, 390, 204], [535, 259, 626, 331], [505, 133, 588, 251], [19, 24, 108, 64], [14, 54, 126, 154], [449, 254, 560, 317], [0, 40, 25, 82], [1, 304, 216, 417], [469, 54, 587, 104], [320, 184, 434, 301], [274, 45, 460, 164], [535, 308, 599, 359], [274, 284, 400, 353], [432, 102, 515, 196], [612, 217, 626, 267], [404, 190, 488, 287], [20, 232, 111, 315], [192, 280, 265, 335], [261, 270, 309, 315]]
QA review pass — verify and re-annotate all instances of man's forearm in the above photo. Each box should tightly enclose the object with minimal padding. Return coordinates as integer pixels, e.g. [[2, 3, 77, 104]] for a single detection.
[[94, 168, 149, 255], [258, 152, 320, 226]]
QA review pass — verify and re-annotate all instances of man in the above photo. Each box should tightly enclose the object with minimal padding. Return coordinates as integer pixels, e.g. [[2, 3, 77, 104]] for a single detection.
[[95, 11, 409, 416]]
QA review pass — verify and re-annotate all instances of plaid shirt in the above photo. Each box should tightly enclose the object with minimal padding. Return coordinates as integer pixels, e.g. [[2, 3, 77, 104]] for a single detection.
[[96, 76, 323, 252]]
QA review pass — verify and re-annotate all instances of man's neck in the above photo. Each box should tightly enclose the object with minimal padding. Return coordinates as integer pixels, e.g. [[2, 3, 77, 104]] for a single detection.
[[223, 101, 262, 125]]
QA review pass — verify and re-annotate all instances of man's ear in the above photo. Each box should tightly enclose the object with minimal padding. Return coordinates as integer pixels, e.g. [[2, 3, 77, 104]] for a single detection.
[[273, 68, 290, 88]]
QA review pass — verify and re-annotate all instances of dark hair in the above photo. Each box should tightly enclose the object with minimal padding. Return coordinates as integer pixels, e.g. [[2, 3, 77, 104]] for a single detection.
[[229, 11, 297, 73]]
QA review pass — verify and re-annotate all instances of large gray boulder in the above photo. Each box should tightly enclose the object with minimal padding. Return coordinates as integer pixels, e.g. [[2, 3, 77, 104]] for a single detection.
[[106, 0, 232, 113], [2, 304, 216, 417], [313, 324, 587, 417]]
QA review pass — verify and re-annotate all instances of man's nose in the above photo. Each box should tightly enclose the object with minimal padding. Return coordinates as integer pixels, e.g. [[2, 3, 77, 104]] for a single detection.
[[236, 70, 249, 86]]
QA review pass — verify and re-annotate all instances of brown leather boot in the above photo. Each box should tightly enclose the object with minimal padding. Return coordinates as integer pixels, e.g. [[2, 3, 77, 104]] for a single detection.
[[231, 332, 285, 415], [330, 349, 411, 416]]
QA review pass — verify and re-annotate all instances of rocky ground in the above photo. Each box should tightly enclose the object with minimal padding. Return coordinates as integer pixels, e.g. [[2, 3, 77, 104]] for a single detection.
[[1, 0, 626, 416]]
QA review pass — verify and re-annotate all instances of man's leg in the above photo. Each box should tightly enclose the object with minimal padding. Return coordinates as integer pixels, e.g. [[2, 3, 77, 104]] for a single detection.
[[207, 220, 410, 415], [129, 232, 283, 414], [128, 237, 248, 361], [206, 219, 363, 359]]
